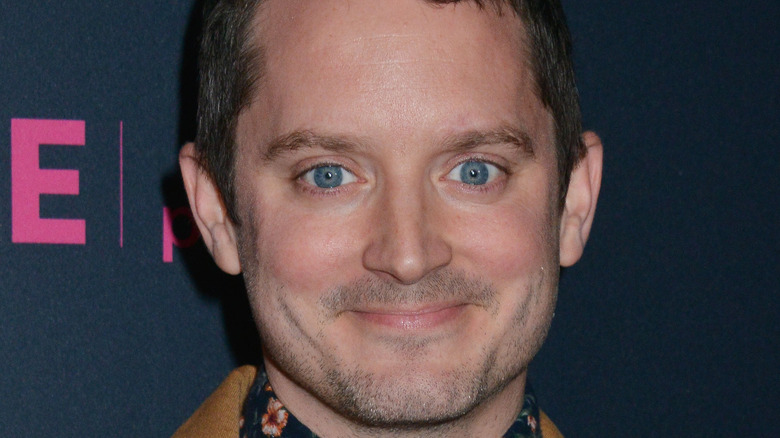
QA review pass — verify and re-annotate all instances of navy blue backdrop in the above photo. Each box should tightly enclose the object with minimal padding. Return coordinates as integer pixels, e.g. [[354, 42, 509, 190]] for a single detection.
[[1, 1, 777, 436]]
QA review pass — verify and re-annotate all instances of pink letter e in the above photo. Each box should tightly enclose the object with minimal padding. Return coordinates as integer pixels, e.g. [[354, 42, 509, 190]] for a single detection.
[[11, 118, 86, 244]]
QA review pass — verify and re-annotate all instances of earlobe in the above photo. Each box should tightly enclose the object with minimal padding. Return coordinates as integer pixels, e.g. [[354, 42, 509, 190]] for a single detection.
[[559, 131, 603, 267], [179, 142, 242, 275]]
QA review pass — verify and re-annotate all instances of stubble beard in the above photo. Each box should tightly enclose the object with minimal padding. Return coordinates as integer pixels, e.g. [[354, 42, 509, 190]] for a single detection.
[[236, 210, 558, 432], [245, 264, 556, 433], [313, 270, 556, 431]]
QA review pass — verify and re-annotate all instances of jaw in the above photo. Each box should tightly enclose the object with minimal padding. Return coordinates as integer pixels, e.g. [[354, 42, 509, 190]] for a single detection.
[[254, 279, 555, 435]]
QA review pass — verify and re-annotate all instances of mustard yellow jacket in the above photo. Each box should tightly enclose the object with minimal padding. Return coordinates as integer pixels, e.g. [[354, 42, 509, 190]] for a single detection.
[[173, 366, 563, 438]]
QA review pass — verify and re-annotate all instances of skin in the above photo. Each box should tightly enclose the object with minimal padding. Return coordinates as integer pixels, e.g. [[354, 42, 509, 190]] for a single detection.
[[181, 0, 602, 436]]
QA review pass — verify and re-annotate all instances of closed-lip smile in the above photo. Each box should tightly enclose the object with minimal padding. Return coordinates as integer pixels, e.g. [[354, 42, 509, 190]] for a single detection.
[[350, 303, 468, 330]]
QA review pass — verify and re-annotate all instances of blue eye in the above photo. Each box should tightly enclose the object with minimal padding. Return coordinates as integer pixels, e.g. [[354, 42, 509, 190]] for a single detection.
[[447, 160, 499, 185], [302, 165, 357, 189]]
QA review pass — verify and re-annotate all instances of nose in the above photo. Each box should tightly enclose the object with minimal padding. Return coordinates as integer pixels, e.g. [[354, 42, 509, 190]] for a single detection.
[[362, 181, 452, 284]]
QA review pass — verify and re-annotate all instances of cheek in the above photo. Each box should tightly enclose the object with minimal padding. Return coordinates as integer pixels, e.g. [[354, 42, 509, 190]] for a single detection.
[[251, 201, 365, 295], [454, 200, 556, 284]]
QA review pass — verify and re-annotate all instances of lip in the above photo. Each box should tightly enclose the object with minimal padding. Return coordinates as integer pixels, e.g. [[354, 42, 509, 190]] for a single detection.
[[350, 303, 468, 330]]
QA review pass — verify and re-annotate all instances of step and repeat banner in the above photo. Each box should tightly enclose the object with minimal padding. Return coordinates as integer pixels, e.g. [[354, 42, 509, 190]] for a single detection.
[[1, 1, 777, 436]]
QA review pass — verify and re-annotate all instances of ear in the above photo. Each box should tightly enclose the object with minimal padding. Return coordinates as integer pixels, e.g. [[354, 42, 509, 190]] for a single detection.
[[559, 131, 603, 267], [179, 142, 242, 275]]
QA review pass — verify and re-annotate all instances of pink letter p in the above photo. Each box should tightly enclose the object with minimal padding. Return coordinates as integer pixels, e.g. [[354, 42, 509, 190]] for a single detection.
[[162, 206, 201, 263]]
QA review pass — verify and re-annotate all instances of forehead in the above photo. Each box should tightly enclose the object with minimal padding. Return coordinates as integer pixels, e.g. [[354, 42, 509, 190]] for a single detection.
[[256, 0, 523, 51], [242, 0, 547, 148]]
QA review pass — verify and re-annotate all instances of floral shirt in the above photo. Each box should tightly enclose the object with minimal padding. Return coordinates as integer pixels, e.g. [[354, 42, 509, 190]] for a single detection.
[[239, 370, 543, 438]]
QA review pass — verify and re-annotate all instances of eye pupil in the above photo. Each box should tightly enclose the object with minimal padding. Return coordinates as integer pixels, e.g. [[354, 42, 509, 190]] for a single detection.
[[460, 161, 489, 185], [313, 166, 343, 188]]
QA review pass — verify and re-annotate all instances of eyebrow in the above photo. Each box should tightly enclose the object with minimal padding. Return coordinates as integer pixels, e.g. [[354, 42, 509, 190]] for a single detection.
[[441, 125, 535, 158], [261, 130, 362, 161], [260, 125, 535, 161]]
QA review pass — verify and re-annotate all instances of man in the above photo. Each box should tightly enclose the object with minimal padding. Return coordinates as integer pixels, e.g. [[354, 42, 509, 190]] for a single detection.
[[175, 0, 602, 436]]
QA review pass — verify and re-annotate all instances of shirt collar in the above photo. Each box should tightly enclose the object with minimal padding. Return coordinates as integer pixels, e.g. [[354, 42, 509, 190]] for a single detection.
[[240, 369, 543, 437]]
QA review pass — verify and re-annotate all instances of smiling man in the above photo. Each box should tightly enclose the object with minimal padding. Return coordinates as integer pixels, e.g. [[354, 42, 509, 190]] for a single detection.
[[174, 0, 602, 437]]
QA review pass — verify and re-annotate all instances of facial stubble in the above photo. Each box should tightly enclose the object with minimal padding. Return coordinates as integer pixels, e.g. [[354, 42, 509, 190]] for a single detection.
[[240, 228, 557, 432]]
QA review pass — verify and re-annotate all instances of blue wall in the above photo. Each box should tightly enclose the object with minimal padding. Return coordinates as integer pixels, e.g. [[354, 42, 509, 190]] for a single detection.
[[1, 1, 777, 436]]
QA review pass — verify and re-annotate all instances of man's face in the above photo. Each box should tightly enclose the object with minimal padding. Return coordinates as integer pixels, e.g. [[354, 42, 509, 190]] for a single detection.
[[233, 0, 561, 429]]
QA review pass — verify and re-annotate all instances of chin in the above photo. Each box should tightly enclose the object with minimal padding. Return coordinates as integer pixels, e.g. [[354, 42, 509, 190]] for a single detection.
[[316, 347, 524, 428]]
